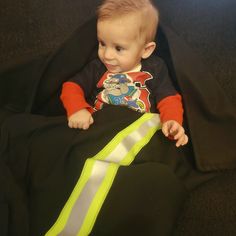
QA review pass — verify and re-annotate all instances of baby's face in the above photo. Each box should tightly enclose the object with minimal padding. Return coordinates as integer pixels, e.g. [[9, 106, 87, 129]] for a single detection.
[[97, 14, 146, 73]]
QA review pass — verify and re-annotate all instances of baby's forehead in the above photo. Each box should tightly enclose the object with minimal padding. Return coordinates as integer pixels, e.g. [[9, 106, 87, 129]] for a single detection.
[[98, 15, 150, 46], [98, 16, 142, 35]]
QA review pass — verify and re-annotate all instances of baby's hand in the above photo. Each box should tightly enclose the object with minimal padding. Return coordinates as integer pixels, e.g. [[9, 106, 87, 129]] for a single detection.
[[162, 120, 188, 147], [68, 109, 94, 130]]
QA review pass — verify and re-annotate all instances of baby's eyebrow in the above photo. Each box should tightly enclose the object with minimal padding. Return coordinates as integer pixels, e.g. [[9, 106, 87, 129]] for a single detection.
[[114, 42, 128, 48]]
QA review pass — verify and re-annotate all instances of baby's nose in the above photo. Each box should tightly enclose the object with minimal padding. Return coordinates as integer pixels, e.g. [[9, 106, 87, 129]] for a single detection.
[[104, 48, 114, 60]]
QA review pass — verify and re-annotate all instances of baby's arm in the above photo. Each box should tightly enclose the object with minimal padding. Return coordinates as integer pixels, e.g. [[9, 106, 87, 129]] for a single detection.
[[60, 81, 95, 130], [68, 109, 94, 130], [157, 94, 188, 147], [162, 120, 188, 147]]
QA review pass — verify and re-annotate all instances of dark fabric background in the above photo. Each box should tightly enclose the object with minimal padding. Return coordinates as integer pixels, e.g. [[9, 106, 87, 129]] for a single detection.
[[0, 0, 236, 235], [0, 0, 101, 70]]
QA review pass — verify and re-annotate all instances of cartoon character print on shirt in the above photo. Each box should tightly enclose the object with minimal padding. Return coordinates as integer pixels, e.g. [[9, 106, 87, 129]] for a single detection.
[[94, 71, 153, 113]]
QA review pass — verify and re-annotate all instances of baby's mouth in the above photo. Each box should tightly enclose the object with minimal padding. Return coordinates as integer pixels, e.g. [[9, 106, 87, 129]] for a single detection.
[[105, 63, 118, 71]]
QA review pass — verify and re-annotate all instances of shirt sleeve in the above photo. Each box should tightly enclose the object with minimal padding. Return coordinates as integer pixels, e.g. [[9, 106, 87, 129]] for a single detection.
[[60, 81, 94, 117], [157, 94, 183, 125]]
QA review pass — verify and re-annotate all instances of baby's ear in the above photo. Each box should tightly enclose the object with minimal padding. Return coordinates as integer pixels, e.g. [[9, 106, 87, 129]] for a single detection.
[[142, 42, 156, 59]]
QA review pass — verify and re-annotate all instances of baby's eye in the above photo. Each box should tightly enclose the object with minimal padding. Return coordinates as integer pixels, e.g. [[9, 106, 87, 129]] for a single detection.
[[115, 46, 124, 52], [99, 41, 105, 47]]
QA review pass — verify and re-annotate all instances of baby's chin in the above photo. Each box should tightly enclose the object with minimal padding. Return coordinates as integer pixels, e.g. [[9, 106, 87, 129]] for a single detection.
[[107, 69, 123, 74]]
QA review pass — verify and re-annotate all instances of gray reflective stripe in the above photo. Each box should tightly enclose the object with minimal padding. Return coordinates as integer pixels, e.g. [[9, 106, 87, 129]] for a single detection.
[[58, 160, 110, 236], [104, 115, 159, 164]]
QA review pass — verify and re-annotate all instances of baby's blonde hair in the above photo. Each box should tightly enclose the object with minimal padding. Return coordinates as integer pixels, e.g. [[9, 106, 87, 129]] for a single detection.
[[97, 0, 159, 43]]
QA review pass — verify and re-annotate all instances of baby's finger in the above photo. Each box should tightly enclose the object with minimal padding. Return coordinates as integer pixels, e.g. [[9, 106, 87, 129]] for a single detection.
[[182, 134, 189, 145], [173, 128, 184, 140], [169, 122, 178, 134], [82, 122, 89, 130], [78, 121, 85, 129], [162, 123, 170, 137], [89, 116, 94, 125], [176, 135, 185, 147], [69, 120, 77, 129], [68, 121, 73, 128], [176, 134, 188, 147]]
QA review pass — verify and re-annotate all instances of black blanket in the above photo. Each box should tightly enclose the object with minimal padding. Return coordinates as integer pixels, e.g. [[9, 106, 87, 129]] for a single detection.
[[0, 15, 235, 236], [1, 106, 189, 236]]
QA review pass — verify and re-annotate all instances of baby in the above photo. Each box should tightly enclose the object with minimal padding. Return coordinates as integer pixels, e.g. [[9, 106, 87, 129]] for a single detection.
[[60, 0, 188, 147]]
